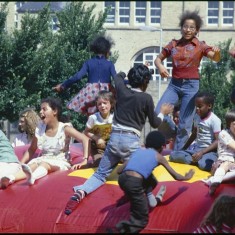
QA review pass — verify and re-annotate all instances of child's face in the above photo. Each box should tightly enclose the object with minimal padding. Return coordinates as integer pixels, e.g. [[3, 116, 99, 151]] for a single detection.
[[195, 97, 212, 119], [97, 98, 111, 119], [39, 102, 57, 124], [173, 111, 180, 126], [229, 121, 235, 136], [181, 19, 198, 40]]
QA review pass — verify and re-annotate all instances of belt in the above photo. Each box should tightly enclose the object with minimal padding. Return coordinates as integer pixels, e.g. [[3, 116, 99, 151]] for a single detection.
[[112, 129, 139, 137], [125, 170, 143, 179]]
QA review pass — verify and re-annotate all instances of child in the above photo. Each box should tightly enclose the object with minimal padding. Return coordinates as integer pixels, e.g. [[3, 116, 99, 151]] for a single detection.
[[170, 91, 222, 172], [12, 108, 40, 147], [193, 194, 235, 233], [0, 130, 22, 189], [114, 131, 195, 233], [1, 97, 90, 188], [53, 35, 116, 116], [154, 10, 220, 151], [64, 64, 173, 215], [202, 109, 235, 195], [77, 90, 115, 168]]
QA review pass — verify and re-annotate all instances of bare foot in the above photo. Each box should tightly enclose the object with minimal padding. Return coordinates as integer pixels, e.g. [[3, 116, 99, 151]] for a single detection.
[[0, 177, 10, 189], [209, 182, 220, 196]]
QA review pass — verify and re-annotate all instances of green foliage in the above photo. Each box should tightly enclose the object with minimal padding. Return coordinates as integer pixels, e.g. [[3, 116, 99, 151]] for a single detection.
[[0, 2, 117, 131], [200, 38, 235, 126]]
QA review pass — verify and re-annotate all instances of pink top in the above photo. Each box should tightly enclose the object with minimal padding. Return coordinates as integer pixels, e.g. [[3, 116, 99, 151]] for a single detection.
[[162, 37, 213, 79]]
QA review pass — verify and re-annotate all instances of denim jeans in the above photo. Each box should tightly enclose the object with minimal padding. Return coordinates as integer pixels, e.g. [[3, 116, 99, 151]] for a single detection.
[[155, 78, 199, 151], [73, 132, 140, 194], [169, 147, 218, 172]]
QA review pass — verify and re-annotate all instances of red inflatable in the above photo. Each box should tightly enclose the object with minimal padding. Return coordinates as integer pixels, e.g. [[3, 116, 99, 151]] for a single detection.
[[0, 143, 234, 233]]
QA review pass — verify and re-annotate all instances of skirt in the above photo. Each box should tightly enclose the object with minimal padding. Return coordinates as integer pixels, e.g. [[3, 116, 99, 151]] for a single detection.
[[66, 83, 113, 116]]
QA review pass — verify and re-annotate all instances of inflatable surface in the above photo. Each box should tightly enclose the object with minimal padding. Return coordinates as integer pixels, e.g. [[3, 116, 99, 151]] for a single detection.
[[0, 143, 234, 233]]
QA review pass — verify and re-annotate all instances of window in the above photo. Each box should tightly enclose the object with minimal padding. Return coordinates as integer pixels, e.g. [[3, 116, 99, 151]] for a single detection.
[[133, 47, 172, 82], [208, 1, 219, 25], [150, 1, 161, 24], [15, 2, 25, 29], [119, 1, 130, 24], [135, 1, 146, 24], [222, 1, 234, 25], [104, 1, 115, 24]]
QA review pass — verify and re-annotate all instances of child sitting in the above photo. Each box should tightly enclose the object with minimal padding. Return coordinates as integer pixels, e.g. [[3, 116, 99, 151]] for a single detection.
[[170, 91, 222, 172]]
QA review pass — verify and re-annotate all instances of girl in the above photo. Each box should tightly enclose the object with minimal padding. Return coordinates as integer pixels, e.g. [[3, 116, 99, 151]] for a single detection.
[[154, 10, 220, 151], [76, 90, 115, 169], [53, 35, 116, 116], [203, 109, 235, 195], [2, 97, 90, 187], [193, 195, 235, 233]]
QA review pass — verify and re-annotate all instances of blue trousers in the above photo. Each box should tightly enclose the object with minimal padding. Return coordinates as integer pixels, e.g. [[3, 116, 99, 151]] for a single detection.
[[155, 78, 199, 151]]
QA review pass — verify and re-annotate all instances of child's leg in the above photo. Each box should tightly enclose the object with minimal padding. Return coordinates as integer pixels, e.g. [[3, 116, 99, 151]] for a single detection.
[[22, 164, 48, 185], [156, 185, 167, 204]]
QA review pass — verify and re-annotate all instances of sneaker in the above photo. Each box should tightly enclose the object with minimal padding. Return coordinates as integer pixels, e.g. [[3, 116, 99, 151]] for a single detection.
[[64, 195, 80, 215], [64, 190, 85, 215], [0, 177, 10, 189]]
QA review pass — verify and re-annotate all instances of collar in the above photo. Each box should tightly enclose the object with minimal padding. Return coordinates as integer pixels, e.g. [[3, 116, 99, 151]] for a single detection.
[[175, 37, 199, 46], [131, 88, 143, 92]]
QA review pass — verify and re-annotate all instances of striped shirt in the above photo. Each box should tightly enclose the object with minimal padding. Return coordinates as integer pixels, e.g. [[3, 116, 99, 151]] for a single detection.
[[193, 223, 232, 233]]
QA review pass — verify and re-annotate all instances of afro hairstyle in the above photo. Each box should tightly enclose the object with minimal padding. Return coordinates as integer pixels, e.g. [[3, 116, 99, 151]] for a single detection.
[[145, 131, 166, 151], [127, 64, 152, 88]]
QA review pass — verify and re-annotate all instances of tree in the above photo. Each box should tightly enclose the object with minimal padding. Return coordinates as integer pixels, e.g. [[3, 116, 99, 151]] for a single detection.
[[0, 2, 118, 131], [200, 38, 235, 126]]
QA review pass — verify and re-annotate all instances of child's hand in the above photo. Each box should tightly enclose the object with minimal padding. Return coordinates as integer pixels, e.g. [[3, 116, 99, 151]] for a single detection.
[[71, 159, 88, 170], [160, 103, 174, 115], [52, 84, 64, 92], [96, 138, 106, 149], [184, 169, 195, 180]]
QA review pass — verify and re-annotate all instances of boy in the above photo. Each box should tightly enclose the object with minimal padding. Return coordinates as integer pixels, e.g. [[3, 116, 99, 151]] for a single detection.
[[170, 91, 221, 172], [64, 64, 173, 215], [115, 131, 195, 233]]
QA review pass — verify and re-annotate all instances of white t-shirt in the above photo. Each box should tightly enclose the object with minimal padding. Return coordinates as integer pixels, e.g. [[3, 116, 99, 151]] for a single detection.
[[12, 132, 30, 147], [86, 112, 113, 141], [194, 112, 221, 148], [217, 129, 235, 162]]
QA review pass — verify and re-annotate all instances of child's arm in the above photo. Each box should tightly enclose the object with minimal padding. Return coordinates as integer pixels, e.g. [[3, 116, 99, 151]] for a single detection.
[[182, 126, 197, 150], [84, 127, 106, 149], [192, 133, 219, 163], [157, 153, 195, 181], [21, 136, 38, 163], [65, 126, 90, 169]]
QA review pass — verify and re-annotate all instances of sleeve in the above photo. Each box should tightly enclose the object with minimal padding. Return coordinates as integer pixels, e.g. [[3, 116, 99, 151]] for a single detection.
[[161, 40, 175, 58], [218, 130, 234, 146], [200, 41, 213, 57], [86, 115, 95, 129], [146, 96, 162, 128], [62, 60, 89, 89], [212, 116, 222, 134], [114, 72, 126, 89], [110, 62, 117, 79]]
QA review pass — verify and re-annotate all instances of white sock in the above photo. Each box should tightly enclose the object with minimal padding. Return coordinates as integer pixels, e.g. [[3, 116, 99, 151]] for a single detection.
[[32, 166, 48, 183], [147, 192, 157, 208], [5, 175, 16, 184], [156, 185, 167, 204], [212, 168, 226, 184], [222, 171, 235, 182]]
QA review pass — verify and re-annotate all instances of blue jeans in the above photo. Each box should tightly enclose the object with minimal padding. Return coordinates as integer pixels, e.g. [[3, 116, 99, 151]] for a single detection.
[[155, 78, 199, 151], [73, 132, 140, 194], [169, 148, 218, 172]]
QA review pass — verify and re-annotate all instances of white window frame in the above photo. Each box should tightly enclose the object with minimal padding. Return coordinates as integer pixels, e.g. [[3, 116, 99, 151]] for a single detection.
[[222, 1, 234, 26], [119, 1, 130, 25], [104, 1, 115, 25], [207, 1, 219, 26], [135, 1, 146, 25], [150, 1, 161, 25]]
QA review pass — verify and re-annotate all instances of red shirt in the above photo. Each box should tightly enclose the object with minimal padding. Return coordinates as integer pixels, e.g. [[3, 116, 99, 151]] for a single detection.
[[162, 37, 213, 79]]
